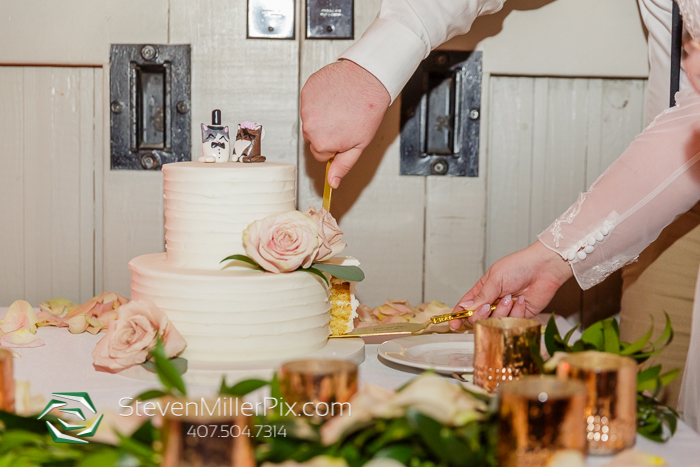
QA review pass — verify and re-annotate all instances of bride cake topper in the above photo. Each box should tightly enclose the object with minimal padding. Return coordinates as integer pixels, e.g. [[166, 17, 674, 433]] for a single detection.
[[232, 121, 266, 163], [198, 109, 231, 163]]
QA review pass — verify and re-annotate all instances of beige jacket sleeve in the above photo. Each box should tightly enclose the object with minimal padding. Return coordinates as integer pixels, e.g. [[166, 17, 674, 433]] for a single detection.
[[339, 0, 506, 102]]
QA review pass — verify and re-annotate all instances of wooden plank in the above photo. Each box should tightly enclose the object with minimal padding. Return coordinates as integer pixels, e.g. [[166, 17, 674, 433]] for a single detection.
[[0, 67, 25, 304], [78, 67, 95, 302], [0, 0, 168, 65], [93, 67, 105, 295], [485, 76, 535, 267], [424, 177, 485, 305], [297, 0, 426, 307]]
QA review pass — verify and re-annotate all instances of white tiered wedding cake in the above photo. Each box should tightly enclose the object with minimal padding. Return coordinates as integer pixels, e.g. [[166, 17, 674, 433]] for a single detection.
[[129, 162, 331, 363]]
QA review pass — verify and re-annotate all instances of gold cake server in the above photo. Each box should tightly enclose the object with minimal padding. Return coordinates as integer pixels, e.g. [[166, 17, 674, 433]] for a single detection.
[[331, 304, 498, 338], [322, 157, 334, 212]]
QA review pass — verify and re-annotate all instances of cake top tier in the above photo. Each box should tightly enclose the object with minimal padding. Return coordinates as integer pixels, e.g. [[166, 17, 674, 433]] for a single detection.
[[163, 161, 296, 270]]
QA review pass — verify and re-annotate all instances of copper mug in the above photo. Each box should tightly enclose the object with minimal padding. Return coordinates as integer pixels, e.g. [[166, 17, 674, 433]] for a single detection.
[[0, 348, 14, 412], [556, 351, 637, 455], [474, 317, 542, 392], [498, 376, 587, 467], [278, 359, 358, 422]]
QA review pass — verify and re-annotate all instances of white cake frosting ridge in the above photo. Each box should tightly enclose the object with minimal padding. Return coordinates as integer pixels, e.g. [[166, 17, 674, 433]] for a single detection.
[[163, 162, 296, 270]]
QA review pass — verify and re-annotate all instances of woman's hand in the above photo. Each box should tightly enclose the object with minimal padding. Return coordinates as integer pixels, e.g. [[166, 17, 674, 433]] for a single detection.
[[450, 241, 573, 328]]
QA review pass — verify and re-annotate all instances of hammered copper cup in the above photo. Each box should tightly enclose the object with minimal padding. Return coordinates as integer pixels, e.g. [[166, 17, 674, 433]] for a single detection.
[[278, 359, 358, 422], [556, 351, 637, 455], [161, 397, 255, 467], [498, 376, 587, 467], [0, 348, 14, 412], [474, 317, 542, 392]]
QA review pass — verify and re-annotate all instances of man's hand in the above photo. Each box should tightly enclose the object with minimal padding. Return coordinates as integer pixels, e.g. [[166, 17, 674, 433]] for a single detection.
[[450, 241, 574, 328], [300, 60, 390, 188]]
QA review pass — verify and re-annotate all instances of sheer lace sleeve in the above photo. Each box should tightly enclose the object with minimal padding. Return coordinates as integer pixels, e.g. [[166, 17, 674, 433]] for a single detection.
[[538, 87, 700, 290]]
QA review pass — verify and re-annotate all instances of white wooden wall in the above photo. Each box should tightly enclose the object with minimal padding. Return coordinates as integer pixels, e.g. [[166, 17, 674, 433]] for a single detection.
[[0, 67, 99, 304], [486, 77, 647, 266], [0, 0, 650, 309]]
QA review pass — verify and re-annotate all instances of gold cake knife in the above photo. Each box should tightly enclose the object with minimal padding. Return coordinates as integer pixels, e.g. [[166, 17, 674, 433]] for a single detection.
[[322, 158, 333, 212], [331, 305, 497, 338]]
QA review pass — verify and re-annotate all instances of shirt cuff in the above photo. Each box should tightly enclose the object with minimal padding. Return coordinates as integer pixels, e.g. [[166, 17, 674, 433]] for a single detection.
[[339, 17, 428, 103]]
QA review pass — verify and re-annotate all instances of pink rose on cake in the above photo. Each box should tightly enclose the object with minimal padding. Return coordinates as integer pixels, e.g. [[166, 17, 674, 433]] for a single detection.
[[243, 211, 320, 273], [302, 207, 347, 261], [92, 299, 186, 372]]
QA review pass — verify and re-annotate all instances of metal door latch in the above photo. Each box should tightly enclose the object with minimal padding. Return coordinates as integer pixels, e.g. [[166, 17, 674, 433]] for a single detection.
[[110, 44, 191, 170]]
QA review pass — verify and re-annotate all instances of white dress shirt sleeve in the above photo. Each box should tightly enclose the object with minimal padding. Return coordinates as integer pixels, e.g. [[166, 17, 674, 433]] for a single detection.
[[339, 0, 507, 102]]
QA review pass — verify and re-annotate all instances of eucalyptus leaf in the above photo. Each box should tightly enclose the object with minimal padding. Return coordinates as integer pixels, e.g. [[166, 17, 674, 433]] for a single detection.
[[311, 263, 365, 282]]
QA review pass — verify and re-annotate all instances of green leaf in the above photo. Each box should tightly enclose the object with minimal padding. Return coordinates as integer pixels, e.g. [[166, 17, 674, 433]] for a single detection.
[[544, 315, 566, 356], [659, 369, 680, 387], [76, 451, 121, 467], [562, 324, 580, 346], [311, 263, 365, 282], [142, 356, 188, 375], [302, 267, 329, 286], [220, 254, 263, 270], [220, 378, 269, 397], [581, 321, 605, 350], [130, 389, 168, 403], [652, 312, 674, 350], [151, 338, 187, 396], [603, 320, 621, 354], [621, 316, 654, 355]]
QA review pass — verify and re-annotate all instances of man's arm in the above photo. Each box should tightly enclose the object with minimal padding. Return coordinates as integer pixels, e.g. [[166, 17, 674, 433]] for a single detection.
[[301, 0, 507, 188]]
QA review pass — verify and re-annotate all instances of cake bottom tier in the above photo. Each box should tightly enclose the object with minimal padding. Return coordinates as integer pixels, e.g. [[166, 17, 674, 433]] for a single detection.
[[129, 253, 330, 363]]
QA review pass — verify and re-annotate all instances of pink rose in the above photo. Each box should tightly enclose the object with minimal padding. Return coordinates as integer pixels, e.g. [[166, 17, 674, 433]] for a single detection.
[[92, 300, 187, 372], [239, 121, 258, 130], [0, 300, 38, 334], [61, 292, 128, 334], [243, 211, 320, 273], [302, 207, 346, 262]]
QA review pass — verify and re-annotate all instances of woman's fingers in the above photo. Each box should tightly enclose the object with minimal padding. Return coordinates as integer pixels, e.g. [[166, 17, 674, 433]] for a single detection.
[[491, 294, 513, 318], [509, 295, 527, 318]]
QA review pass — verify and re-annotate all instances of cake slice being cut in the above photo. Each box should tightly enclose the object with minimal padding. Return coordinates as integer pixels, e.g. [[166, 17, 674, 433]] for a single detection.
[[329, 277, 360, 336]]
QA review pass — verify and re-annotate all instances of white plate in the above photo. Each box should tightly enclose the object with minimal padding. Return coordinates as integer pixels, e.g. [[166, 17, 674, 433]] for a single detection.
[[378, 334, 474, 374]]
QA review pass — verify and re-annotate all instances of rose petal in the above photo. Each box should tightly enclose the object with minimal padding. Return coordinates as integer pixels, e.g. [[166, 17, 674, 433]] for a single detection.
[[0, 330, 45, 348], [0, 300, 38, 334], [39, 298, 78, 316], [36, 310, 62, 327], [67, 315, 89, 334]]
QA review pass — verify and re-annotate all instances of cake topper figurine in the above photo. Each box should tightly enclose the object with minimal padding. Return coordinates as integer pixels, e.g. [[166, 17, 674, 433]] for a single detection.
[[198, 109, 231, 163], [232, 122, 266, 163]]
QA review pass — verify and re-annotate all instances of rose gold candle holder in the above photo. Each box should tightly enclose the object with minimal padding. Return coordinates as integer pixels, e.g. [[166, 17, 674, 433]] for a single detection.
[[0, 348, 14, 412], [278, 359, 358, 422], [498, 376, 587, 467], [161, 397, 254, 467], [474, 317, 542, 392], [556, 351, 637, 455]]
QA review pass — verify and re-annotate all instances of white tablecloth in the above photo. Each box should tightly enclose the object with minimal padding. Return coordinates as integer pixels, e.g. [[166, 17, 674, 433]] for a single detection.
[[5, 308, 700, 466]]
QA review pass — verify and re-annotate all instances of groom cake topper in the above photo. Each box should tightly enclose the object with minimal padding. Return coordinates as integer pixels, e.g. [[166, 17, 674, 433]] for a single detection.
[[198, 109, 230, 163]]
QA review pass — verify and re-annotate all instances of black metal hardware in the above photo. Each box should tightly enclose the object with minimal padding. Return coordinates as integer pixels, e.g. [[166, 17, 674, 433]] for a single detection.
[[306, 0, 353, 39], [110, 44, 191, 170], [400, 51, 482, 176], [671, 1, 683, 106]]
